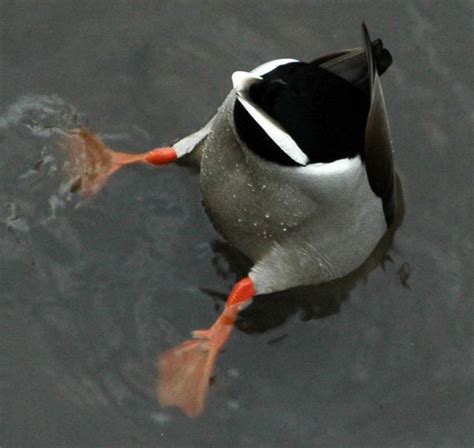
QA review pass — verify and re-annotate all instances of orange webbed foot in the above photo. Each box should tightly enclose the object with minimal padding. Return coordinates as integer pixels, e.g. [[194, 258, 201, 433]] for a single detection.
[[157, 278, 256, 417], [157, 338, 220, 417], [157, 312, 237, 417], [59, 127, 176, 198]]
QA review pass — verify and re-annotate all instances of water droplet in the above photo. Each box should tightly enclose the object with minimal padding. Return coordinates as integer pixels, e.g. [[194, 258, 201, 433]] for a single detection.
[[227, 399, 240, 411], [227, 368, 240, 378], [151, 412, 171, 425]]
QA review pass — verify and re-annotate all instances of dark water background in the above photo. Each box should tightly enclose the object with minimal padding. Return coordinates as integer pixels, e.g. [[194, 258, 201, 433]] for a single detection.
[[1, 1, 473, 447]]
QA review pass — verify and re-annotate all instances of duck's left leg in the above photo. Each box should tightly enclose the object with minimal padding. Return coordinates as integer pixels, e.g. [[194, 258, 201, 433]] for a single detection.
[[60, 118, 214, 197], [157, 276, 257, 417]]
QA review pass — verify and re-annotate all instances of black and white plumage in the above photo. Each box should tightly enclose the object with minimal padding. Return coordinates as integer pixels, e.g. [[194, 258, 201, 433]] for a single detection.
[[174, 24, 397, 295]]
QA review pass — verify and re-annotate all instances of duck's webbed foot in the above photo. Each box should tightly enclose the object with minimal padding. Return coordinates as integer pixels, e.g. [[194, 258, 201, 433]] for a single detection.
[[157, 277, 256, 417], [59, 128, 176, 198]]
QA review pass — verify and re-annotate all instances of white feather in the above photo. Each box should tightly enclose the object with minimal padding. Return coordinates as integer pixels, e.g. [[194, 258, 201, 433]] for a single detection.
[[232, 71, 309, 166], [173, 116, 214, 157], [231, 71, 262, 91], [251, 58, 299, 76]]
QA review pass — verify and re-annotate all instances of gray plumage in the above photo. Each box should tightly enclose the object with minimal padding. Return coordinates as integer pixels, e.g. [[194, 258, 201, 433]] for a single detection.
[[174, 25, 397, 295]]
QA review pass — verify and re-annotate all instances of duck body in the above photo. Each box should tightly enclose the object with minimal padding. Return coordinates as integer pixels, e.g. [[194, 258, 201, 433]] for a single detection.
[[180, 26, 396, 294], [199, 90, 387, 293]]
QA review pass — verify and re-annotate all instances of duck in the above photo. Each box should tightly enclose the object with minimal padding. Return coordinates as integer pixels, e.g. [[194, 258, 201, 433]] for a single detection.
[[62, 24, 397, 417]]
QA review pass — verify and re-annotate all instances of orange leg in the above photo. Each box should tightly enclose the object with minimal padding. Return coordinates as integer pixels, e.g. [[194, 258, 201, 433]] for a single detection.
[[60, 128, 177, 197], [157, 277, 256, 417]]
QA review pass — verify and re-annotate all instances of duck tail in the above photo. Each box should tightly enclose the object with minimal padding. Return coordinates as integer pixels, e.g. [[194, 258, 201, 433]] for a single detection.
[[362, 23, 393, 76]]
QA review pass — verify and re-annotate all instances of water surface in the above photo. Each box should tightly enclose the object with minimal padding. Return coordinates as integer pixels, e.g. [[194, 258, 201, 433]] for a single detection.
[[1, 1, 473, 447]]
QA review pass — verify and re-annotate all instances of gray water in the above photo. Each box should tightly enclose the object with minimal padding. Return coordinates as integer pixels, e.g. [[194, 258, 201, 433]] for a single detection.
[[1, 1, 473, 447]]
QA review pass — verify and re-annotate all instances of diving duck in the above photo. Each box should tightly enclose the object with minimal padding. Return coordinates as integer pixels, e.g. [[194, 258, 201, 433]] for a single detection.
[[63, 24, 397, 417]]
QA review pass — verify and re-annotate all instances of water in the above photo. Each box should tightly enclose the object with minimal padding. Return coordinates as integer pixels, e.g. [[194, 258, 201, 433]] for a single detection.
[[1, 1, 473, 447]]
